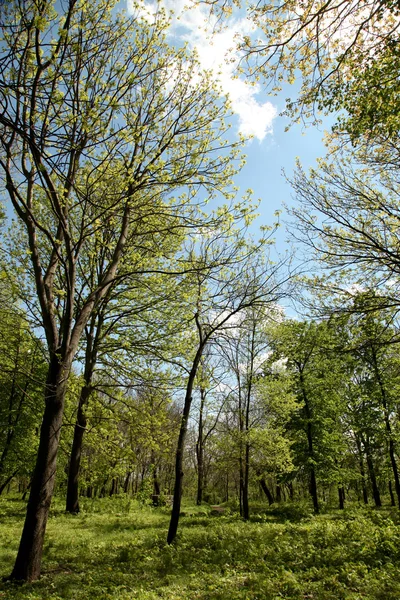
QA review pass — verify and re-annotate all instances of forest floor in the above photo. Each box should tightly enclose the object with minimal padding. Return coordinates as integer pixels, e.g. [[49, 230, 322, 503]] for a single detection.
[[1, 497, 400, 599]]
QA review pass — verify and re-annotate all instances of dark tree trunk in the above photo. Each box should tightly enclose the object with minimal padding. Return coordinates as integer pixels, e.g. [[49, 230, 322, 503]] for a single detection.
[[276, 484, 282, 503], [338, 485, 345, 509], [309, 467, 319, 513], [0, 469, 19, 495], [65, 385, 90, 513], [99, 477, 108, 498], [196, 387, 205, 506], [355, 435, 368, 505], [242, 324, 256, 521], [10, 355, 67, 582], [124, 472, 131, 495], [364, 436, 381, 507], [300, 371, 319, 514], [196, 450, 203, 506], [258, 476, 274, 505], [287, 481, 294, 501], [242, 441, 250, 519], [109, 478, 117, 496], [389, 480, 396, 506], [387, 430, 400, 508], [22, 478, 32, 501], [167, 341, 205, 544], [152, 459, 160, 497], [373, 354, 400, 508], [66, 315, 100, 513]]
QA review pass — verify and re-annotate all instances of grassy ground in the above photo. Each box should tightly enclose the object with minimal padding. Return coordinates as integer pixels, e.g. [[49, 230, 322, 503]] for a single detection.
[[1, 497, 400, 599]]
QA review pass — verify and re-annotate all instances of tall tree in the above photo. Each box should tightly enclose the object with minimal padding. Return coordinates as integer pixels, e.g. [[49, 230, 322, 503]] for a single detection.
[[339, 297, 400, 507], [205, 0, 400, 137], [64, 200, 188, 514], [167, 224, 291, 543], [216, 304, 280, 519], [0, 275, 46, 494], [268, 319, 348, 513], [0, 0, 242, 581], [289, 143, 400, 310]]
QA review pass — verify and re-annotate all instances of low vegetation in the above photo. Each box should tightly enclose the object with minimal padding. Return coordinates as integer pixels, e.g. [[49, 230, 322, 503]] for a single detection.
[[1, 497, 400, 600]]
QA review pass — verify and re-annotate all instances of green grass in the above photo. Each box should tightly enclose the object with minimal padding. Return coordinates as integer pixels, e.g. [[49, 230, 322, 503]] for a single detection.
[[1, 497, 400, 599]]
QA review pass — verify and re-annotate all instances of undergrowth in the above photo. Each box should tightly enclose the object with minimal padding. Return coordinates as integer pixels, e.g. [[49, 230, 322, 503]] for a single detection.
[[1, 497, 400, 599]]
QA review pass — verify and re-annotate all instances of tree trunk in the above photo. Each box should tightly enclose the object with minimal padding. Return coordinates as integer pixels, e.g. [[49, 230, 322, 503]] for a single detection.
[[153, 463, 160, 496], [300, 371, 319, 514], [0, 469, 19, 495], [65, 385, 90, 513], [364, 436, 381, 507], [66, 315, 99, 513], [242, 441, 250, 519], [276, 484, 282, 503], [387, 431, 400, 508], [10, 355, 67, 582], [338, 485, 345, 509], [309, 467, 319, 513], [109, 478, 117, 496], [239, 456, 244, 516], [355, 435, 368, 505], [287, 481, 294, 500], [196, 387, 205, 506], [258, 476, 274, 505], [373, 354, 400, 508], [167, 342, 205, 544], [124, 472, 131, 495]]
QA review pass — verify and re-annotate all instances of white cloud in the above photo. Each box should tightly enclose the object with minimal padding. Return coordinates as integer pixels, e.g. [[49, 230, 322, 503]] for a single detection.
[[345, 283, 365, 296], [127, 0, 277, 142]]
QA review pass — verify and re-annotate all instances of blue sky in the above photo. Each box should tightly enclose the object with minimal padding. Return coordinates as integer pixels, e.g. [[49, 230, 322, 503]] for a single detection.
[[129, 0, 334, 257]]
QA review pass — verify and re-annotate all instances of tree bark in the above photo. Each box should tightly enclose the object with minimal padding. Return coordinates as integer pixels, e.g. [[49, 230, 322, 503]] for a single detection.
[[287, 481, 294, 501], [0, 469, 19, 496], [167, 341, 205, 544], [109, 478, 117, 496], [364, 436, 381, 507], [65, 385, 90, 513], [196, 387, 206, 505], [258, 476, 274, 505], [338, 485, 345, 509], [300, 371, 319, 514], [372, 350, 400, 508], [10, 355, 68, 582], [355, 435, 368, 505], [243, 441, 250, 519], [124, 472, 131, 495], [66, 313, 100, 513]]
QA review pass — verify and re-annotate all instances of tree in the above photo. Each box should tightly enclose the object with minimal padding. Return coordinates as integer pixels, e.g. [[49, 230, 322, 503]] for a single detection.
[[252, 349, 297, 505], [289, 143, 400, 311], [205, 0, 400, 137], [0, 274, 46, 494], [215, 303, 284, 518], [166, 222, 291, 543], [268, 319, 348, 513], [337, 296, 400, 507], [193, 352, 227, 506], [64, 200, 188, 513], [0, 0, 242, 581]]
